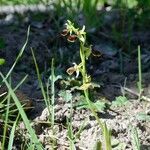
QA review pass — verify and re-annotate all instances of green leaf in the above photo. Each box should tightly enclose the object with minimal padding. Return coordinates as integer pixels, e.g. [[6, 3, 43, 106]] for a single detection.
[[111, 139, 120, 147], [83, 46, 91, 59], [79, 83, 91, 90], [90, 82, 100, 89], [75, 98, 106, 112], [66, 118, 76, 150], [75, 99, 88, 109], [93, 101, 106, 112], [0, 103, 5, 109], [136, 112, 150, 121], [78, 82, 100, 90], [113, 143, 126, 149], [0, 58, 5, 65], [49, 75, 62, 82], [111, 96, 128, 108], [79, 35, 85, 43], [59, 90, 72, 102], [131, 126, 140, 150], [111, 139, 126, 149], [94, 140, 102, 150], [103, 122, 112, 150]]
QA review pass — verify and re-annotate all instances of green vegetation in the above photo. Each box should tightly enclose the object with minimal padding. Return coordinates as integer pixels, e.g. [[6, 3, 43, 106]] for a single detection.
[[0, 0, 40, 5], [62, 20, 112, 149], [137, 45, 143, 99], [0, 27, 43, 150], [0, 58, 5, 65], [0, 0, 149, 149], [1, 21, 148, 150]]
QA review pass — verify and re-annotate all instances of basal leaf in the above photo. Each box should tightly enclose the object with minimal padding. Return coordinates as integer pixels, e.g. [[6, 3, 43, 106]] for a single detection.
[[111, 96, 128, 108], [59, 90, 72, 102], [136, 112, 150, 121]]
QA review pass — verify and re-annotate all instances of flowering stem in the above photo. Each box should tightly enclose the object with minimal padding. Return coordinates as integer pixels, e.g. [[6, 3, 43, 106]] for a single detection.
[[79, 41, 110, 149], [79, 41, 104, 129], [63, 20, 111, 149], [84, 90, 104, 129], [80, 43, 87, 85]]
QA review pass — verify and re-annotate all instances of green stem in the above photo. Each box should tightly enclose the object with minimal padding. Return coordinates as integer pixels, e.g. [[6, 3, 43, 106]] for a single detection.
[[80, 41, 111, 150], [51, 58, 56, 149], [84, 90, 104, 129], [138, 45, 142, 99], [51, 58, 55, 127], [80, 43, 87, 84], [80, 42, 104, 130]]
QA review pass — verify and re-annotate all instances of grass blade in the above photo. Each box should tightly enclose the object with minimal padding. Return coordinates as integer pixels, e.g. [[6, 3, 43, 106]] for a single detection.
[[0, 73, 43, 150], [8, 114, 20, 150], [137, 45, 143, 99], [31, 48, 47, 105], [51, 58, 55, 126], [2, 26, 30, 82], [2, 90, 10, 149], [131, 127, 140, 150], [103, 122, 112, 150]]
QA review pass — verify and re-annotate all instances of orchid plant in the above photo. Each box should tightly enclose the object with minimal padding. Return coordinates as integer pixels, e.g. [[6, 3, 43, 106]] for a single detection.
[[61, 20, 112, 150], [61, 20, 98, 91]]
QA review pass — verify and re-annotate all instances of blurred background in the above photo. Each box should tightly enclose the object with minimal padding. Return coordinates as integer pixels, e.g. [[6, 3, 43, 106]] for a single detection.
[[0, 0, 150, 76]]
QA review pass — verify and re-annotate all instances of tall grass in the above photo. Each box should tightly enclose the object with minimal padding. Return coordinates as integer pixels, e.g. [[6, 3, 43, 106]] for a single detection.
[[2, 26, 30, 82], [0, 26, 43, 149], [31, 48, 51, 121], [2, 86, 10, 150], [7, 114, 20, 150], [32, 48, 58, 148], [1, 73, 43, 149]]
